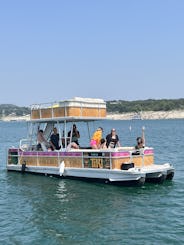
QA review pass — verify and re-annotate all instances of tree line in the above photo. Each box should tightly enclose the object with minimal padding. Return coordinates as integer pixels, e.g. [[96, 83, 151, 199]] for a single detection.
[[106, 98, 184, 113], [0, 104, 30, 118], [0, 98, 184, 117]]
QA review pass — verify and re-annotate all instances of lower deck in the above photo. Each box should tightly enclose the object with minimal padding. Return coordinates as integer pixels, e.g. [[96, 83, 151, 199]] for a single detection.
[[7, 147, 154, 170], [7, 147, 174, 186]]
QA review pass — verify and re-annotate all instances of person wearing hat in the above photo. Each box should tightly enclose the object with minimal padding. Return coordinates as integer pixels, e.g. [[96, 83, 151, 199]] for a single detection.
[[106, 128, 121, 148], [90, 127, 103, 149]]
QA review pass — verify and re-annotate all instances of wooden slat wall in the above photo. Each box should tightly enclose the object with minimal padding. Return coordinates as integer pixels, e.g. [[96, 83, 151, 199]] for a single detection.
[[133, 155, 154, 167], [40, 109, 52, 118], [131, 156, 143, 168], [112, 157, 131, 169], [112, 155, 154, 169], [31, 110, 40, 119], [143, 155, 154, 166], [31, 107, 106, 119], [20, 156, 83, 168], [18, 154, 154, 169], [60, 157, 82, 168], [53, 107, 65, 117]]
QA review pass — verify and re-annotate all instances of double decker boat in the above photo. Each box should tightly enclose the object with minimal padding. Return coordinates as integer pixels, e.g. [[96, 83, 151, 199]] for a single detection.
[[7, 97, 174, 186]]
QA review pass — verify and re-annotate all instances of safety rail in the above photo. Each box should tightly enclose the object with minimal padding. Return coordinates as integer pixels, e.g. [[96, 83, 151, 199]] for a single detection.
[[30, 98, 106, 120], [19, 139, 37, 151]]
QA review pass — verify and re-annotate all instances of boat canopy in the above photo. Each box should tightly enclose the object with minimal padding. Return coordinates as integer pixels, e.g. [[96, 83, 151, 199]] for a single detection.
[[30, 97, 107, 123]]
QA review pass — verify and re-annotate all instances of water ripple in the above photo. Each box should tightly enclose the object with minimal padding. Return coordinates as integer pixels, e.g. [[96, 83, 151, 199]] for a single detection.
[[0, 120, 184, 244]]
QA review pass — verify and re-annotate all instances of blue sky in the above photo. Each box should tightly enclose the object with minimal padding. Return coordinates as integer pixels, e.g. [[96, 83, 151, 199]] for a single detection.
[[0, 0, 184, 106]]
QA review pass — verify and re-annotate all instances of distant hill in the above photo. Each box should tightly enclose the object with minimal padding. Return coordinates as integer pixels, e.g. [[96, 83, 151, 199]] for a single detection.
[[0, 104, 30, 118], [0, 98, 184, 118], [106, 98, 184, 113]]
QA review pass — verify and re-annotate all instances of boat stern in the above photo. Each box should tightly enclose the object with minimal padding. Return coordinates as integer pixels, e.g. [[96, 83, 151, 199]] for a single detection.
[[142, 162, 174, 183]]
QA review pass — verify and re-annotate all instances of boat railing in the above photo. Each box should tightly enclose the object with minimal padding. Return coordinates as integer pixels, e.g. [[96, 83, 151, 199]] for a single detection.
[[31, 101, 59, 109], [117, 146, 135, 151], [7, 144, 154, 170], [19, 138, 37, 151], [30, 98, 106, 120]]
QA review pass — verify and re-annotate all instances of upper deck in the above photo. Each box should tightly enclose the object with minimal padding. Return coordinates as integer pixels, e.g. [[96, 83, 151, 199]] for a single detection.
[[30, 97, 106, 122]]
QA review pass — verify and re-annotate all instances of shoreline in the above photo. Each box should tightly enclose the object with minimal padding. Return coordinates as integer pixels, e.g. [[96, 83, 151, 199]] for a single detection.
[[106, 110, 184, 120], [1, 110, 184, 121]]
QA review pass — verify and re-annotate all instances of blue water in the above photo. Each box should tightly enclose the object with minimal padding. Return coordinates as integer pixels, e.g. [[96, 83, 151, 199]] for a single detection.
[[0, 120, 183, 245]]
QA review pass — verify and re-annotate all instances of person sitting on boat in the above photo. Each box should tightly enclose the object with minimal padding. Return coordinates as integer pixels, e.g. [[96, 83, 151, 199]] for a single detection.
[[37, 129, 49, 151], [67, 124, 80, 146], [50, 127, 61, 151], [106, 128, 121, 148], [135, 126, 145, 149], [90, 127, 103, 149], [66, 142, 79, 151], [98, 138, 107, 149]]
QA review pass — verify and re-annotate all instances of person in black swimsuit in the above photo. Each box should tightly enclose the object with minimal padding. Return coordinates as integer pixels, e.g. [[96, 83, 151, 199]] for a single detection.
[[50, 127, 61, 151], [106, 128, 121, 148]]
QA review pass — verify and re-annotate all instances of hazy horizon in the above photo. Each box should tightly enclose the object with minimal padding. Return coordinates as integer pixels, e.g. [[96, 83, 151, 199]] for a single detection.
[[1, 1, 184, 106], [1, 97, 184, 108]]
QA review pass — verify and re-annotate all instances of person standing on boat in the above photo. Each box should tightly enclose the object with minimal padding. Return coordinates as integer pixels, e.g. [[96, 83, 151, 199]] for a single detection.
[[37, 129, 49, 151], [135, 126, 145, 149], [50, 127, 61, 151], [106, 128, 121, 148], [90, 127, 103, 149], [67, 124, 80, 146]]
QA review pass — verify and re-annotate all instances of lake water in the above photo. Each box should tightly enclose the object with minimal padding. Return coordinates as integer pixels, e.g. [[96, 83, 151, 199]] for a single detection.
[[0, 120, 183, 245]]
